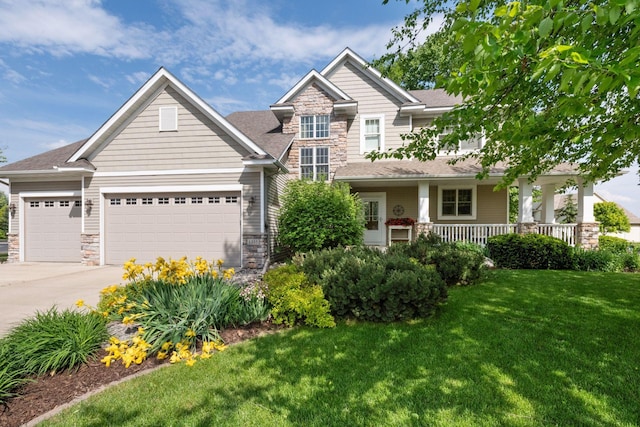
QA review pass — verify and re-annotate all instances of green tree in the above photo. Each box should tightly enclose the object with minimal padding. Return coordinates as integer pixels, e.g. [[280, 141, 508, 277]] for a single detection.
[[0, 193, 7, 240], [277, 180, 364, 254], [557, 194, 578, 224], [594, 201, 631, 234], [374, 0, 640, 187]]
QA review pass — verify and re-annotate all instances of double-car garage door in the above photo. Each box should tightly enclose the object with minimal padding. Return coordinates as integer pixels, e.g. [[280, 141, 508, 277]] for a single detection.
[[104, 192, 241, 266], [23, 192, 242, 265]]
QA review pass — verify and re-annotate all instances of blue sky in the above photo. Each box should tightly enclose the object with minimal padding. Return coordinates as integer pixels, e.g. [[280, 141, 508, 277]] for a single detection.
[[0, 0, 638, 215]]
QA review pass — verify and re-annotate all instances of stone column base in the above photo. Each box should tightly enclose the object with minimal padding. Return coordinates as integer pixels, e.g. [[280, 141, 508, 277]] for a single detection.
[[415, 222, 433, 238], [7, 234, 19, 263], [518, 222, 538, 235], [243, 234, 268, 270], [577, 222, 599, 250], [81, 234, 100, 266]]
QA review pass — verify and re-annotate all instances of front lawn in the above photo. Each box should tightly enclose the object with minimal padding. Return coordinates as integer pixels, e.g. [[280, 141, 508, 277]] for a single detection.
[[43, 270, 640, 426]]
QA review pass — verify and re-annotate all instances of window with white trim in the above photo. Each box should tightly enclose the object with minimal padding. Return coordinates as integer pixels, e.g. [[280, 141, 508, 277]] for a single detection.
[[60, 200, 70, 207], [142, 198, 153, 205], [300, 146, 329, 181], [360, 115, 384, 153], [30, 201, 40, 208], [437, 128, 484, 153], [226, 196, 238, 204], [110, 198, 121, 206], [126, 198, 137, 205], [192, 197, 203, 204], [174, 197, 186, 205], [438, 186, 477, 219], [158, 197, 169, 205], [159, 106, 178, 131], [300, 115, 330, 139], [45, 200, 55, 207], [209, 196, 220, 204]]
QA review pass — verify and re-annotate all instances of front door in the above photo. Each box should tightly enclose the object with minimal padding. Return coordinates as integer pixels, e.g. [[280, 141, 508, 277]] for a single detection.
[[361, 192, 386, 246]]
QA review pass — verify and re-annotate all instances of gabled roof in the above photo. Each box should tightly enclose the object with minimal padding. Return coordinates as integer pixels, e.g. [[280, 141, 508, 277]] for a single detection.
[[273, 69, 353, 105], [226, 110, 294, 161], [69, 67, 268, 163], [409, 89, 463, 109], [0, 139, 93, 174], [320, 47, 421, 104]]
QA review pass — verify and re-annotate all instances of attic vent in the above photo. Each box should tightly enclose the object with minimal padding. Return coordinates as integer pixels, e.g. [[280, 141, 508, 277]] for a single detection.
[[159, 106, 178, 131]]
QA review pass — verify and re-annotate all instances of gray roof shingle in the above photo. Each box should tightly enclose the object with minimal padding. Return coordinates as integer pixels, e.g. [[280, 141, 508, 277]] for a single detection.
[[226, 110, 293, 160], [0, 139, 91, 172], [408, 88, 463, 108]]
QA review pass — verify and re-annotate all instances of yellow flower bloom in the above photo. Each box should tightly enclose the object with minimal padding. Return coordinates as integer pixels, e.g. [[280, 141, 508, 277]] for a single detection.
[[75, 299, 85, 308], [185, 329, 196, 338], [157, 351, 168, 360], [185, 359, 196, 367], [161, 341, 173, 351]]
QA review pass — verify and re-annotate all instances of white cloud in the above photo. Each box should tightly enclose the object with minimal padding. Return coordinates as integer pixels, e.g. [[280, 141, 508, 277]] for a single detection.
[[126, 71, 151, 86], [88, 74, 113, 89], [42, 139, 71, 150], [268, 73, 303, 91], [206, 96, 252, 115], [0, 0, 161, 59]]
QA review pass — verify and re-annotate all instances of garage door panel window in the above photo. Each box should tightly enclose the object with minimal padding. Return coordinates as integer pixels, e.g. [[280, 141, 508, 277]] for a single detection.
[[30, 201, 39, 208], [110, 198, 121, 206], [45, 201, 55, 207]]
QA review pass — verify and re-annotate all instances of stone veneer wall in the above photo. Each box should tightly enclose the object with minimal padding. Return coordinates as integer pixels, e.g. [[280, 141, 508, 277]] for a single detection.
[[81, 234, 100, 266], [243, 234, 268, 270], [7, 234, 19, 263], [282, 83, 348, 181], [576, 222, 599, 250]]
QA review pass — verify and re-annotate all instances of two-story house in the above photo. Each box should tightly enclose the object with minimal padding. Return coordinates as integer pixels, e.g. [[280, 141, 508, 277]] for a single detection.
[[0, 48, 599, 268]]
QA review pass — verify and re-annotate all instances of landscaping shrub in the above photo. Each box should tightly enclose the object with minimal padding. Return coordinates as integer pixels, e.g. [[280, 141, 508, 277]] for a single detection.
[[387, 233, 487, 286], [2, 308, 107, 376], [571, 249, 622, 272], [599, 235, 633, 254], [487, 233, 572, 269], [277, 180, 364, 255], [300, 247, 448, 322], [263, 264, 335, 328]]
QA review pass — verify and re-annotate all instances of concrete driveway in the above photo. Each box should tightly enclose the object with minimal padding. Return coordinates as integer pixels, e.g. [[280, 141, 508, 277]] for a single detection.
[[0, 263, 124, 337]]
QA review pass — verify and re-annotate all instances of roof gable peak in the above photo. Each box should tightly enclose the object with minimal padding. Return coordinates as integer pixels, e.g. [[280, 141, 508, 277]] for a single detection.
[[273, 69, 352, 105]]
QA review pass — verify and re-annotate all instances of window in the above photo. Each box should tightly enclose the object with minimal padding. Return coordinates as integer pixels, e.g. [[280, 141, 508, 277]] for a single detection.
[[45, 200, 55, 207], [300, 146, 329, 181], [174, 197, 186, 205], [158, 197, 169, 205], [126, 198, 137, 205], [225, 196, 238, 204], [360, 115, 384, 153], [209, 196, 221, 204], [110, 198, 121, 206], [60, 200, 70, 207], [300, 115, 330, 139], [30, 201, 40, 208], [192, 197, 203, 204], [438, 186, 476, 219], [74, 201, 82, 208], [159, 106, 178, 131], [438, 128, 484, 153], [142, 198, 153, 205]]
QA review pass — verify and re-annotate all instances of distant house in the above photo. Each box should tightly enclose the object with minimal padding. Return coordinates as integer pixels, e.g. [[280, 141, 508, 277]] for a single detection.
[[547, 193, 640, 242], [0, 48, 601, 267]]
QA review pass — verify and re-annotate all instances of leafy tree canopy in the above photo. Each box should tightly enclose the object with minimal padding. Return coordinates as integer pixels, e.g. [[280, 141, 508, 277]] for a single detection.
[[372, 0, 640, 187], [0, 192, 8, 240], [594, 201, 631, 233]]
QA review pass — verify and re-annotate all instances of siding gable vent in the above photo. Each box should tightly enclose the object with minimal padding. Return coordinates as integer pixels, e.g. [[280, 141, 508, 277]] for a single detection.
[[159, 106, 178, 131]]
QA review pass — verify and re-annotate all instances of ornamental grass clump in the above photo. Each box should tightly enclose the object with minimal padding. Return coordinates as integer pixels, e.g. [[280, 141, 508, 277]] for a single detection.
[[2, 307, 108, 376]]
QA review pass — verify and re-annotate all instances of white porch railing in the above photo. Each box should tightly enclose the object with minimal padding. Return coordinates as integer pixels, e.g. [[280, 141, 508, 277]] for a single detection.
[[431, 223, 577, 246], [536, 224, 577, 246], [432, 224, 517, 246]]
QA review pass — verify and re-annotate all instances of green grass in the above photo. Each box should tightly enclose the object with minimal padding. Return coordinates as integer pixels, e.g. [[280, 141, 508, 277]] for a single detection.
[[42, 270, 640, 426], [0, 253, 7, 263]]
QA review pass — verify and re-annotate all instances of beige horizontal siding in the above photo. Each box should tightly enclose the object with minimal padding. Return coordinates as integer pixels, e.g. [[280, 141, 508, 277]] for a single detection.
[[84, 171, 262, 234], [266, 172, 290, 254], [326, 61, 410, 162], [90, 86, 249, 172], [352, 186, 418, 221]]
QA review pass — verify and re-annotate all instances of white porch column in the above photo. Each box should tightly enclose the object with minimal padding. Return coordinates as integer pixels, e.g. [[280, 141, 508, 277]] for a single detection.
[[577, 179, 596, 223], [518, 178, 534, 223], [418, 181, 430, 223], [540, 184, 556, 224]]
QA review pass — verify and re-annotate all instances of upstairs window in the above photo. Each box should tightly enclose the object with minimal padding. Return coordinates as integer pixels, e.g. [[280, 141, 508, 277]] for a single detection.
[[159, 106, 178, 131], [300, 115, 330, 139], [360, 115, 384, 153], [438, 128, 484, 153], [300, 147, 329, 181], [438, 186, 477, 220]]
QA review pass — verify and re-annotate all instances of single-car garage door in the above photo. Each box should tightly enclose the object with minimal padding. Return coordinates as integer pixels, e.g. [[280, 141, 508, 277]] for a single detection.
[[25, 198, 82, 262], [105, 192, 241, 266]]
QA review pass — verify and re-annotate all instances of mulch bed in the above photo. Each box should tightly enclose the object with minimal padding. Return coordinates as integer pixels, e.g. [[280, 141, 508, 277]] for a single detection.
[[0, 322, 283, 427]]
